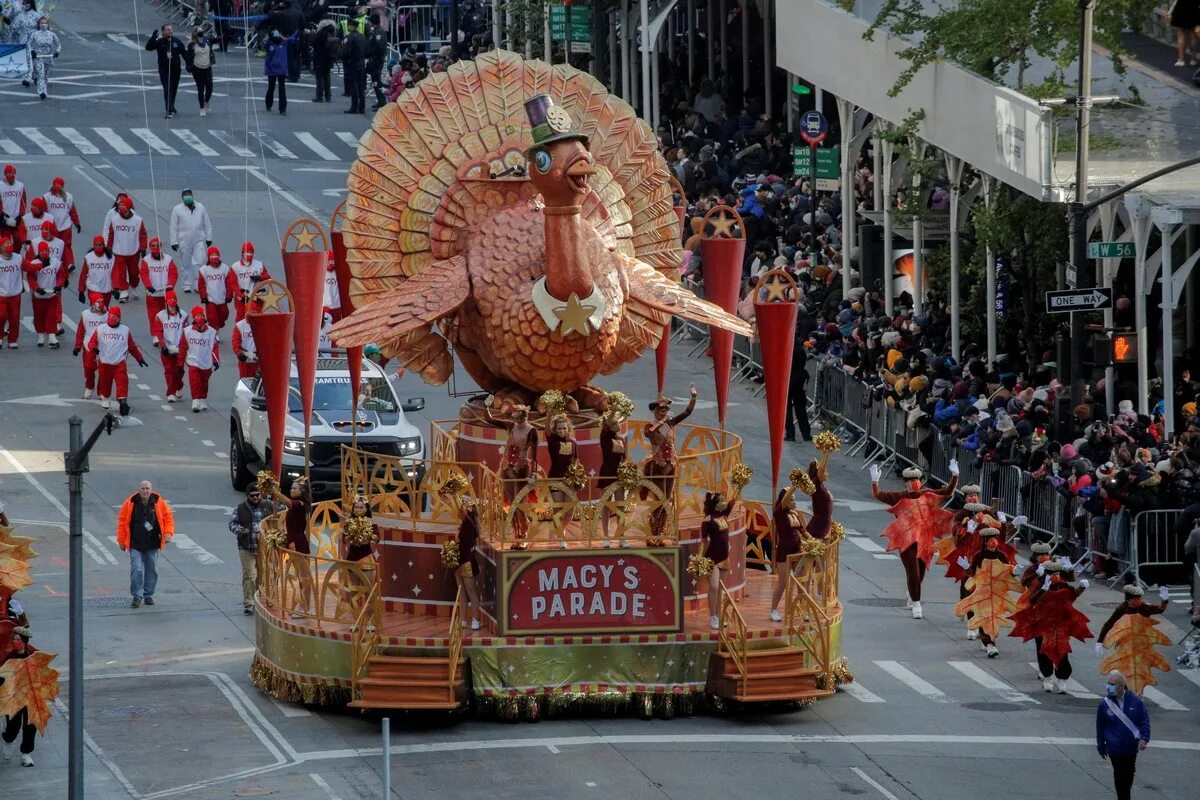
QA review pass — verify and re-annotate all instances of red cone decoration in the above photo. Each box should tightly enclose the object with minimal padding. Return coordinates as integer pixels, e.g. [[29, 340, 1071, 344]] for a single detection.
[[656, 201, 687, 394], [753, 269, 800, 494], [245, 279, 296, 479], [329, 201, 363, 414], [698, 206, 747, 426], [280, 219, 330, 440]]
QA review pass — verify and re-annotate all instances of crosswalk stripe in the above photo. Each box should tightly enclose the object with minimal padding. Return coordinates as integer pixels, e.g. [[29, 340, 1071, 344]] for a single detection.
[[252, 132, 297, 159], [0, 136, 25, 155], [17, 128, 64, 155], [171, 129, 219, 157], [131, 128, 179, 156], [106, 33, 141, 51], [846, 536, 885, 553], [840, 680, 886, 703], [171, 533, 225, 565], [1025, 664, 1095, 698], [1178, 669, 1200, 691], [1141, 685, 1188, 711], [93, 127, 137, 155], [335, 131, 360, 149], [61, 316, 77, 333], [294, 132, 339, 161], [873, 660, 951, 702], [212, 130, 257, 158], [949, 661, 1039, 704], [56, 127, 99, 155], [21, 316, 34, 334]]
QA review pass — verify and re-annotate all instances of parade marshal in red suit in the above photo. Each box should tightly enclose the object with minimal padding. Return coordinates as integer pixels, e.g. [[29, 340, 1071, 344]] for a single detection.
[[86, 305, 148, 415], [104, 197, 147, 302], [78, 235, 116, 306], [870, 461, 959, 620], [198, 246, 237, 330], [152, 291, 187, 402], [0, 236, 23, 349], [73, 293, 110, 399], [139, 237, 178, 332], [231, 241, 270, 322], [0, 164, 28, 248], [179, 305, 220, 412], [21, 239, 65, 348]]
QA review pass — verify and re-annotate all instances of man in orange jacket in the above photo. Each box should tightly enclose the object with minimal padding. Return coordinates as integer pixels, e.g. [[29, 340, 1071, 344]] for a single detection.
[[116, 481, 175, 608]]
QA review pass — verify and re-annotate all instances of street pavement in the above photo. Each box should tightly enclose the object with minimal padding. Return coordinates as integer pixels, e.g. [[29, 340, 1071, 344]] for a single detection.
[[0, 2, 1197, 799]]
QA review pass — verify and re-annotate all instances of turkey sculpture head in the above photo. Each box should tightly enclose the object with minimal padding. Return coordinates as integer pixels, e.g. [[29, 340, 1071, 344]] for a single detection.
[[329, 53, 750, 414]]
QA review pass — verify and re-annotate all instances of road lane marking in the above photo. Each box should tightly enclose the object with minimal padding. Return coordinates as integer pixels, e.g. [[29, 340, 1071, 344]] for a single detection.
[[840, 680, 886, 703], [949, 661, 1039, 704], [11, 518, 108, 566], [149, 394, 161, 401], [93, 127, 137, 155], [252, 132, 297, 159], [211, 130, 256, 157], [0, 135, 25, 154], [201, 439, 216, 447], [852, 767, 902, 800], [1025, 664, 1095, 698], [131, 127, 179, 156], [214, 452, 228, 458], [171, 128, 220, 157], [16, 127, 63, 155], [273, 699, 311, 718], [846, 536, 885, 553], [873, 661, 950, 702], [295, 132, 339, 161], [334, 131, 360, 148], [137, 383, 151, 390], [106, 33, 141, 51], [1178, 670, 1200, 691], [161, 405, 173, 411], [57, 127, 99, 154], [872, 553, 899, 560], [21, 316, 34, 334], [1141, 685, 1188, 711], [109, 533, 223, 565], [546, 744, 561, 753], [309, 774, 342, 800], [216, 166, 316, 217]]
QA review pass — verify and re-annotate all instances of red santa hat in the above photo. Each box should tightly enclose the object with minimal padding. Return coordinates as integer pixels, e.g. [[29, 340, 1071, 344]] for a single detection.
[[322, 306, 333, 326], [0, 237, 12, 252], [89, 292, 108, 308], [36, 241, 49, 255], [118, 197, 132, 211], [241, 241, 255, 254], [3, 164, 14, 177], [326, 250, 336, 271], [41, 219, 55, 235], [30, 197, 47, 213], [51, 176, 65, 189], [207, 245, 221, 260], [165, 289, 178, 306], [148, 236, 162, 248], [107, 306, 122, 319], [191, 305, 206, 320], [92, 234, 105, 247]]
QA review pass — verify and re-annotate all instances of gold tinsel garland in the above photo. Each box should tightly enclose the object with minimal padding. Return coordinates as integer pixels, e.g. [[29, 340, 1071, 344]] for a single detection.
[[262, 526, 287, 551], [828, 521, 846, 543], [789, 467, 816, 496], [440, 539, 461, 569], [605, 391, 634, 420], [799, 538, 827, 558], [438, 473, 470, 496], [256, 470, 279, 496], [816, 657, 857, 691], [731, 462, 753, 491], [342, 516, 376, 547], [575, 503, 597, 522], [616, 459, 641, 490], [687, 554, 714, 579], [537, 389, 567, 419], [563, 460, 587, 492], [472, 689, 731, 721], [250, 656, 350, 708], [814, 431, 842, 454], [533, 505, 554, 522]]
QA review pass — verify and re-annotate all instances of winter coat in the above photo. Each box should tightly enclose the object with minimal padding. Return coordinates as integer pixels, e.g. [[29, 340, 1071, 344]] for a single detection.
[[116, 493, 175, 551], [263, 30, 299, 77], [145, 29, 187, 72], [1096, 690, 1150, 757]]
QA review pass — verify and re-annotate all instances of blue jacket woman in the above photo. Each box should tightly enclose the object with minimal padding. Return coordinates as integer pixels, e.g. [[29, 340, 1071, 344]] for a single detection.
[[263, 28, 299, 78]]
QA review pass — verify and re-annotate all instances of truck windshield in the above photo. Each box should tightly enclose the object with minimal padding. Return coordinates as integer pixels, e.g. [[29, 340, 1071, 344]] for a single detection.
[[287, 376, 398, 413]]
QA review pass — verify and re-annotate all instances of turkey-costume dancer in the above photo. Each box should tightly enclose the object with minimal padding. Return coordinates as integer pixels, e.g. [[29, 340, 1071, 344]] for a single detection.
[[870, 461, 959, 619], [952, 527, 1018, 658], [1096, 584, 1172, 694], [701, 491, 733, 630], [1009, 560, 1092, 693]]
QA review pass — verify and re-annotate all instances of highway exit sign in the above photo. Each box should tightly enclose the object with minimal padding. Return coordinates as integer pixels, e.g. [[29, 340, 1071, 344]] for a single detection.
[[1088, 241, 1135, 259]]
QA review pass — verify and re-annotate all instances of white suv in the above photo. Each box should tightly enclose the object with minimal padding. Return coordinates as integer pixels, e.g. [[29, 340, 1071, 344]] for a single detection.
[[230, 356, 425, 495]]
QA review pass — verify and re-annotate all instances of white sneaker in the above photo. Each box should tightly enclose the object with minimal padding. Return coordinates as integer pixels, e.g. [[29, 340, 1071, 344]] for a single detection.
[[470, 619, 479, 630], [558, 540, 567, 550], [769, 609, 783, 622], [20, 753, 33, 767], [966, 625, 978, 641], [986, 644, 999, 658], [1053, 677, 1066, 694], [131, 288, 140, 299], [6, 342, 16, 349], [166, 393, 176, 403], [36, 333, 44, 346], [709, 615, 720, 630], [1042, 677, 1053, 693], [200, 399, 208, 411], [200, 107, 207, 117], [47, 333, 58, 346], [906, 597, 914, 609], [911, 601, 923, 619], [1176, 59, 1187, 67], [183, 284, 193, 293], [83, 388, 93, 399], [191, 399, 200, 412], [620, 539, 631, 548], [1, 738, 13, 760], [100, 397, 110, 409]]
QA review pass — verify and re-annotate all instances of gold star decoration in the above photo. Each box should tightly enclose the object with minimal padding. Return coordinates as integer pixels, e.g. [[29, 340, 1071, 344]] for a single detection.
[[284, 219, 324, 252], [553, 293, 598, 336], [708, 211, 737, 239], [252, 279, 292, 314], [761, 272, 793, 302]]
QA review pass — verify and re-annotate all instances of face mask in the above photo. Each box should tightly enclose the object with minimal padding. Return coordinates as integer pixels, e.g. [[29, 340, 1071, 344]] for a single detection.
[[907, 480, 922, 491], [183, 196, 194, 207], [107, 315, 120, 327], [985, 540, 998, 551], [1105, 684, 1118, 697]]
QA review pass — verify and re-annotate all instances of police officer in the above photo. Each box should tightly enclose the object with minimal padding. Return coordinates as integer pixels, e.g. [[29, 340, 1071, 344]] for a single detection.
[[342, 18, 368, 115]]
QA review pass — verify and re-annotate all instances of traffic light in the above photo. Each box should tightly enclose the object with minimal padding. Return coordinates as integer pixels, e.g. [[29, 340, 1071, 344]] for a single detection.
[[1112, 332, 1138, 364], [792, 84, 813, 96]]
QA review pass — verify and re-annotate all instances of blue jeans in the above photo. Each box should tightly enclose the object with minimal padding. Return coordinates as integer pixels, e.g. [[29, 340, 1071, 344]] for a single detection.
[[129, 548, 159, 599]]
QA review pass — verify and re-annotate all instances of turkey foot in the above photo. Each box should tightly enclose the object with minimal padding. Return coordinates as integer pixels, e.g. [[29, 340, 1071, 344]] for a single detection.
[[489, 386, 539, 417], [571, 385, 609, 413]]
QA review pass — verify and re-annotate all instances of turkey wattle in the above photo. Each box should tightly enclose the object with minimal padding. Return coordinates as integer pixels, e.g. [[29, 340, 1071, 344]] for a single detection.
[[330, 52, 751, 410]]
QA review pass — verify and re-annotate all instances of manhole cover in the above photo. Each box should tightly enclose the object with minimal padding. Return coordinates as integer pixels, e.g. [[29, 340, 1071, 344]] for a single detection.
[[100, 704, 154, 718], [847, 597, 908, 607], [84, 597, 134, 608], [960, 702, 1028, 712]]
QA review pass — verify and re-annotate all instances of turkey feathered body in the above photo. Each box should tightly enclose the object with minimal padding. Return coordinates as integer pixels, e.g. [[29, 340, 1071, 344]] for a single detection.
[[447, 204, 626, 393]]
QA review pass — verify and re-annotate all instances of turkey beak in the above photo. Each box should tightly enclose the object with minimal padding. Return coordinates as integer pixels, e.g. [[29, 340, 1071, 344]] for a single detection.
[[565, 156, 596, 192]]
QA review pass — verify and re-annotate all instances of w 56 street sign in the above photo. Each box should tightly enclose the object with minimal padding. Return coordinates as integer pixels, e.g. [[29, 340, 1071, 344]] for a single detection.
[[1088, 241, 1135, 259]]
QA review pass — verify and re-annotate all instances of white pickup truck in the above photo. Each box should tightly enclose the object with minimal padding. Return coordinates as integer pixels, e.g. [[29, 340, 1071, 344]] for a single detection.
[[229, 356, 426, 495]]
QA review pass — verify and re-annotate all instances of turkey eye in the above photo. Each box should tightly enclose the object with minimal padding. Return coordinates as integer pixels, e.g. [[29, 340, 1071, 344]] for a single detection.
[[534, 151, 553, 173]]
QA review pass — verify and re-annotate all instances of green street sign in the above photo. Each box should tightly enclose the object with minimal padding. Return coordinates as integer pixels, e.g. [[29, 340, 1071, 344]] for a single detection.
[[549, 2, 592, 42], [1087, 241, 1135, 259], [792, 145, 840, 180]]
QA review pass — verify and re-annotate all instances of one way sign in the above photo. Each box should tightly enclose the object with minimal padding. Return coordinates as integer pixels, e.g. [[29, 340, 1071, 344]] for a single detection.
[[1045, 287, 1113, 313]]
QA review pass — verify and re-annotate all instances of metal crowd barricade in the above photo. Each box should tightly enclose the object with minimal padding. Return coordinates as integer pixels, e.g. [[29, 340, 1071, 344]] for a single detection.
[[1130, 509, 1186, 587]]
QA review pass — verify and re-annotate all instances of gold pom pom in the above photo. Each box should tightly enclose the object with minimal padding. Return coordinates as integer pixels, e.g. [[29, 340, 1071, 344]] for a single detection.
[[438, 473, 470, 496], [799, 538, 827, 558], [814, 431, 842, 454], [828, 521, 846, 542], [342, 516, 376, 547], [687, 554, 714, 579], [537, 389, 567, 419], [605, 391, 634, 420], [563, 460, 587, 492], [616, 459, 642, 490], [731, 462, 753, 490], [789, 467, 815, 496], [256, 470, 279, 496], [262, 527, 287, 551], [575, 503, 597, 522], [440, 539, 460, 570]]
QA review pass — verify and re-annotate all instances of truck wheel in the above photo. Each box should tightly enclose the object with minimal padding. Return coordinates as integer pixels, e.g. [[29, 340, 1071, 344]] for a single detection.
[[230, 423, 255, 491]]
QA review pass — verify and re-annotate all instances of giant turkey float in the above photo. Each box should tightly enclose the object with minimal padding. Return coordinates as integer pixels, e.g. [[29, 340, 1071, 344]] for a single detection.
[[247, 50, 849, 718]]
